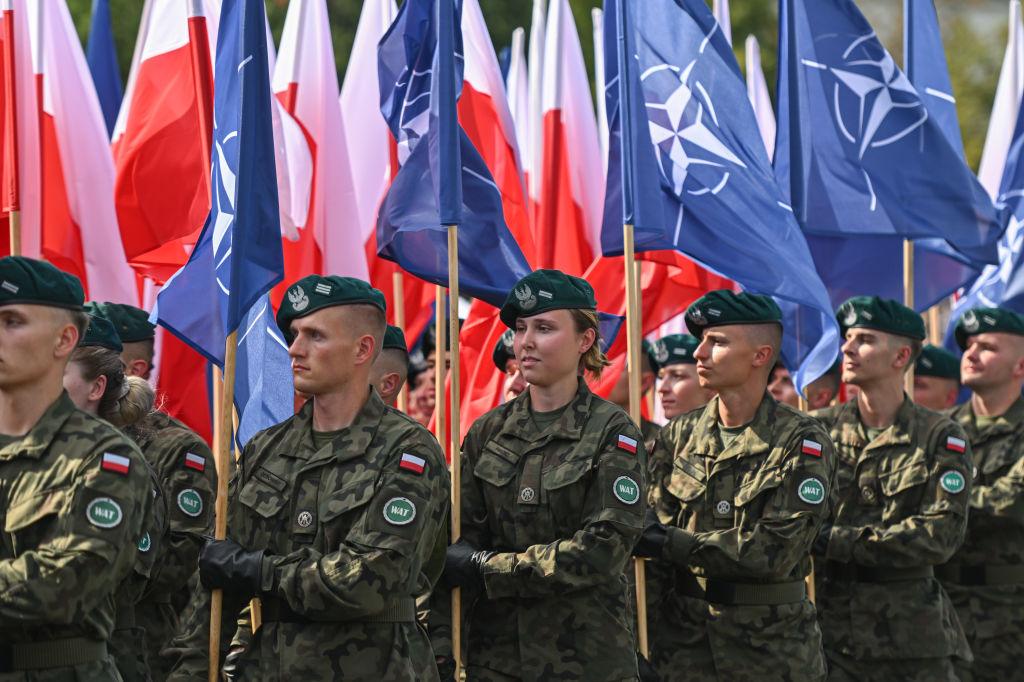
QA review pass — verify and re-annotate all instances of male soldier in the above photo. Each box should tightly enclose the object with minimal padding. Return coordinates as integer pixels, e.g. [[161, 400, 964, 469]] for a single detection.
[[913, 344, 961, 412], [86, 301, 217, 680], [165, 275, 449, 680], [493, 328, 527, 401], [370, 324, 410, 406], [0, 256, 152, 678], [814, 296, 971, 680], [769, 361, 841, 411], [650, 333, 714, 420], [636, 290, 835, 681], [936, 308, 1024, 680]]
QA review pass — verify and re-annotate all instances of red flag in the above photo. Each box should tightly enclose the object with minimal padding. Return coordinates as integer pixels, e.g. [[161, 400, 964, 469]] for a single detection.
[[112, 1, 218, 283], [154, 326, 212, 444]]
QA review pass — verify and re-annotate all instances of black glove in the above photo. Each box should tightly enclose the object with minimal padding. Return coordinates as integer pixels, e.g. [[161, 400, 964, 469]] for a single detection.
[[221, 646, 247, 681], [435, 656, 456, 682], [812, 523, 832, 557], [633, 509, 669, 559], [442, 538, 494, 590], [638, 651, 661, 682], [199, 538, 264, 596]]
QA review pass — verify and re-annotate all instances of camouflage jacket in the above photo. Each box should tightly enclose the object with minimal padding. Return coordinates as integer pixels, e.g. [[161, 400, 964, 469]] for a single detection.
[[648, 394, 834, 680], [165, 387, 449, 681], [940, 397, 1024, 640], [131, 411, 215, 680], [0, 392, 151, 676], [457, 379, 645, 681], [813, 397, 971, 661]]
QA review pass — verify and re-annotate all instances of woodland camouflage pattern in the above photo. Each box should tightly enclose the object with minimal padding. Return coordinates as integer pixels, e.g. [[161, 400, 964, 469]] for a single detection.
[[942, 397, 1024, 681], [164, 388, 448, 681], [813, 398, 971, 678], [648, 395, 834, 681], [130, 411, 216, 680], [454, 379, 645, 681], [0, 393, 152, 680], [110, 460, 167, 681]]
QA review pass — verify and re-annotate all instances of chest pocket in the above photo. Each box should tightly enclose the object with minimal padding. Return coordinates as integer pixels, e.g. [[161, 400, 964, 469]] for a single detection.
[[320, 472, 378, 551], [878, 458, 929, 510], [238, 467, 288, 546], [474, 442, 519, 490], [541, 455, 592, 528], [667, 459, 705, 529], [4, 486, 69, 556], [733, 466, 783, 519]]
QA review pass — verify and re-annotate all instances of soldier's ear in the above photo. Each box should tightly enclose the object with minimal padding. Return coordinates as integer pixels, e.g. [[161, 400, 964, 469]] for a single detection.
[[354, 333, 377, 366]]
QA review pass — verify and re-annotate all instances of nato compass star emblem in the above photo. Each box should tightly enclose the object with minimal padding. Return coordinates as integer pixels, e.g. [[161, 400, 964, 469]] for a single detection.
[[802, 32, 928, 211]]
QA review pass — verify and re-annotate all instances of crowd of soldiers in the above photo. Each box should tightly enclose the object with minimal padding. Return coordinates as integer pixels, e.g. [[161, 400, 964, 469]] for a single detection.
[[1, 254, 1022, 681]]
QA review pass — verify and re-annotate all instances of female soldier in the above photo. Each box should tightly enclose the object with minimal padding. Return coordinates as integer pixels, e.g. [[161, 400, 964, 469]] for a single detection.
[[63, 314, 168, 682], [442, 269, 647, 681]]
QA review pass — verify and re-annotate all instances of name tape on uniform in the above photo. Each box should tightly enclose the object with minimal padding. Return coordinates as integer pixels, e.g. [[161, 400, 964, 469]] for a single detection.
[[101, 452, 131, 475], [617, 434, 638, 454], [399, 453, 426, 474]]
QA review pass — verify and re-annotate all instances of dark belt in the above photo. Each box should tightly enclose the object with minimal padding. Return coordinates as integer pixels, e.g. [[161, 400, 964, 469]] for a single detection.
[[0, 638, 108, 672], [677, 574, 806, 605], [259, 596, 416, 624], [825, 560, 933, 583], [935, 563, 1024, 586]]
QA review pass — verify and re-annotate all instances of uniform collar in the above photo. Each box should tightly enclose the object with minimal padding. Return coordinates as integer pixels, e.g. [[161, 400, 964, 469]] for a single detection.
[[957, 395, 1024, 441], [0, 392, 77, 460], [690, 393, 776, 460], [836, 394, 915, 450], [498, 376, 592, 448], [295, 386, 388, 464]]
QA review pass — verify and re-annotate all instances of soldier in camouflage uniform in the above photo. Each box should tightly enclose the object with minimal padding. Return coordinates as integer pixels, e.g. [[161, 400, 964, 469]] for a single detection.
[[814, 297, 971, 681], [493, 328, 527, 402], [63, 312, 170, 681], [637, 290, 834, 682], [937, 307, 1024, 681], [912, 344, 961, 412], [370, 324, 411, 406], [440, 269, 645, 681], [0, 256, 152, 679], [86, 301, 217, 680], [165, 275, 449, 680]]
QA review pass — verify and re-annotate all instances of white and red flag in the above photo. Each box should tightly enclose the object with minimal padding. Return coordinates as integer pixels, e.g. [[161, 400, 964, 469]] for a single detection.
[[112, 0, 219, 283], [536, 0, 603, 276], [31, 0, 135, 302]]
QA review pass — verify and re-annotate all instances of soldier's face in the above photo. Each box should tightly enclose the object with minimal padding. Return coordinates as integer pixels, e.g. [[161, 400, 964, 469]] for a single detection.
[[693, 326, 765, 391], [513, 310, 593, 386], [287, 308, 369, 395], [961, 332, 1024, 390], [503, 359, 527, 401], [658, 363, 711, 418], [0, 305, 78, 391], [63, 359, 105, 414], [767, 366, 800, 407], [841, 329, 907, 386], [913, 375, 959, 411]]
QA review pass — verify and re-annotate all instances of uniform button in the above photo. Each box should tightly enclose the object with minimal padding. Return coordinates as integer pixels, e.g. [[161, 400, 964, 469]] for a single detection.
[[715, 500, 731, 515], [520, 487, 536, 503]]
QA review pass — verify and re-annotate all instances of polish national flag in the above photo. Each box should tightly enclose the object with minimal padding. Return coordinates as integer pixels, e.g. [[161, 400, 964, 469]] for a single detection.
[[460, 0, 535, 264], [112, 0, 219, 283], [526, 0, 545, 217], [506, 27, 529, 176], [273, 0, 367, 305], [0, 0, 40, 258], [536, 0, 603, 276], [30, 0, 135, 302]]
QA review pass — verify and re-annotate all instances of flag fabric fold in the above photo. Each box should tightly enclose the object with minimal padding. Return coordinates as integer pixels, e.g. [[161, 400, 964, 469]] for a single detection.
[[603, 0, 839, 390], [85, 0, 122, 137]]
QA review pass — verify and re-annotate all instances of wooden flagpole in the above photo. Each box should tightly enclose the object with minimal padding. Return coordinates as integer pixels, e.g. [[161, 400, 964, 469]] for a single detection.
[[447, 227, 464, 674], [623, 223, 649, 658], [208, 333, 238, 682]]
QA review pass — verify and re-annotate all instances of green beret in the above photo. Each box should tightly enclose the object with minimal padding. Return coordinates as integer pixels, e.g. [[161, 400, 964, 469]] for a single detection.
[[80, 314, 123, 353], [382, 324, 408, 354], [85, 301, 155, 343], [954, 307, 1024, 350], [649, 333, 700, 371], [500, 269, 597, 328], [685, 290, 782, 338], [0, 256, 84, 311], [276, 275, 386, 340], [915, 344, 960, 380], [492, 329, 515, 371], [837, 296, 925, 341]]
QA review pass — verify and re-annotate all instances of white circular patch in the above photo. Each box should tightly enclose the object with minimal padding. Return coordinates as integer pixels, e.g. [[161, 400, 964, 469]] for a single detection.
[[138, 532, 151, 553], [520, 487, 536, 503], [177, 489, 203, 518], [715, 500, 731, 515], [297, 510, 314, 528], [87, 497, 123, 529], [940, 470, 966, 494], [797, 478, 826, 505], [612, 476, 641, 505], [383, 497, 417, 526]]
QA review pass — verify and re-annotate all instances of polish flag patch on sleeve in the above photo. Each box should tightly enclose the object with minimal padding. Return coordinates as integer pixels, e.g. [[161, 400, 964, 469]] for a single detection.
[[184, 452, 206, 472], [946, 436, 967, 453], [101, 452, 131, 475], [801, 439, 823, 457], [400, 453, 426, 474], [617, 434, 638, 454]]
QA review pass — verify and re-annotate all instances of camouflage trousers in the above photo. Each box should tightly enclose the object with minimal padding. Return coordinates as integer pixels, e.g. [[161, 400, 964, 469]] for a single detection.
[[944, 582, 1024, 682], [0, 659, 124, 682], [824, 651, 958, 682], [465, 666, 636, 681]]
